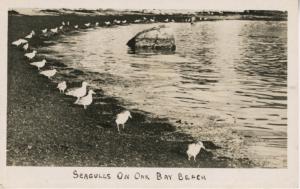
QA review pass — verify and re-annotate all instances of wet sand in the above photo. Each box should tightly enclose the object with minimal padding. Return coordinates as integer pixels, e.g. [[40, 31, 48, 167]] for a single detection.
[[7, 14, 254, 167]]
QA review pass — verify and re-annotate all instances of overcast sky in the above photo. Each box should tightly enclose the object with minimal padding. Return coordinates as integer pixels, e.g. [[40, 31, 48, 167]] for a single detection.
[[5, 0, 290, 11]]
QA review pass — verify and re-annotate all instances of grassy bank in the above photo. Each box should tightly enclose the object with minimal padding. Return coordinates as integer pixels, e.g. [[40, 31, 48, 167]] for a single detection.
[[7, 14, 254, 167]]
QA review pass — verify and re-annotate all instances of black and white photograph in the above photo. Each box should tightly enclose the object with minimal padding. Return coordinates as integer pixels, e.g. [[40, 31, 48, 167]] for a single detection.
[[0, 0, 298, 188]]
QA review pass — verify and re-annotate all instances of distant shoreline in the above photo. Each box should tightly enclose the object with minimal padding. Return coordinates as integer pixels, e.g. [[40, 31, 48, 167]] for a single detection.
[[9, 9, 287, 21]]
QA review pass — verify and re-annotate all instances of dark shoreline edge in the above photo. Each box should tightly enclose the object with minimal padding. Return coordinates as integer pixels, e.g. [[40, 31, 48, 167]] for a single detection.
[[7, 14, 259, 167]]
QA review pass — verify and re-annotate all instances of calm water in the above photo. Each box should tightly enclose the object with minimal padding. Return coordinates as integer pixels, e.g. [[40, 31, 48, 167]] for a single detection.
[[41, 20, 287, 167]]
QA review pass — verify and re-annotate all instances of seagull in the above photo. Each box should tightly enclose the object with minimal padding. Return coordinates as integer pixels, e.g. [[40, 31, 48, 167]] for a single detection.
[[113, 19, 121, 24], [143, 17, 147, 20], [62, 21, 65, 26], [186, 141, 205, 161], [95, 22, 99, 27], [57, 81, 67, 93], [164, 18, 169, 22], [74, 25, 79, 29], [104, 21, 110, 26], [171, 19, 175, 22], [67, 21, 70, 26], [150, 18, 155, 22], [75, 89, 95, 109], [50, 27, 58, 33], [115, 110, 132, 133], [84, 23, 91, 27], [39, 69, 57, 79], [12, 39, 28, 46], [65, 81, 88, 103], [23, 43, 29, 51], [29, 59, 47, 70], [25, 30, 35, 39], [24, 50, 37, 60], [41, 28, 48, 33], [59, 25, 63, 30], [134, 19, 141, 23], [122, 20, 127, 24]]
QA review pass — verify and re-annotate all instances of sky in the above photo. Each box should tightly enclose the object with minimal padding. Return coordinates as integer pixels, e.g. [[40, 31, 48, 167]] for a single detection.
[[4, 0, 290, 11]]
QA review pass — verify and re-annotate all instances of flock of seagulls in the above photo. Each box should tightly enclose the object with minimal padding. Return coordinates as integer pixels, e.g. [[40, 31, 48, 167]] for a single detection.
[[11, 17, 206, 161], [11, 20, 135, 134]]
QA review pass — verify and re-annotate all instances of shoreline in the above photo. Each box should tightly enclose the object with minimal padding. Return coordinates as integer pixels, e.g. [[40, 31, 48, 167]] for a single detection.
[[6, 13, 271, 167]]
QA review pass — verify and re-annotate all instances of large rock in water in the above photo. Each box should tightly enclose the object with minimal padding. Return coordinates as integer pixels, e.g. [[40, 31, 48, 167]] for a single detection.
[[127, 25, 176, 52]]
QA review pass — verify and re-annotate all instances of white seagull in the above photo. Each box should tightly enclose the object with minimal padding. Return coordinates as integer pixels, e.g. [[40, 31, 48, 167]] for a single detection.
[[75, 89, 95, 109], [59, 25, 63, 30], [12, 39, 28, 46], [57, 81, 67, 93], [104, 21, 110, 26], [95, 22, 99, 27], [39, 69, 57, 79], [24, 50, 37, 60], [29, 59, 47, 70], [41, 28, 48, 33], [84, 23, 91, 27], [74, 25, 79, 29], [150, 18, 155, 22], [164, 18, 169, 22], [50, 27, 58, 33], [115, 110, 132, 133], [114, 20, 121, 24], [23, 43, 29, 51], [62, 21, 65, 26], [122, 20, 127, 24], [67, 21, 70, 26], [186, 141, 205, 161], [65, 81, 88, 103], [25, 30, 35, 39]]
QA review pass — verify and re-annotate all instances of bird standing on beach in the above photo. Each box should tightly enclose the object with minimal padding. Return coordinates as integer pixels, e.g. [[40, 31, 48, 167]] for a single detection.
[[113, 19, 121, 24], [30, 59, 47, 70], [104, 21, 110, 26], [12, 39, 28, 47], [50, 27, 58, 33], [24, 50, 37, 60], [186, 141, 205, 161], [57, 81, 67, 93], [62, 21, 65, 26], [23, 43, 29, 51], [95, 22, 99, 27], [164, 18, 169, 22], [75, 89, 95, 109], [122, 20, 127, 24], [84, 23, 91, 27], [41, 28, 48, 33], [25, 30, 35, 39], [74, 25, 79, 29], [39, 69, 57, 79], [65, 81, 88, 103], [115, 110, 132, 133]]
